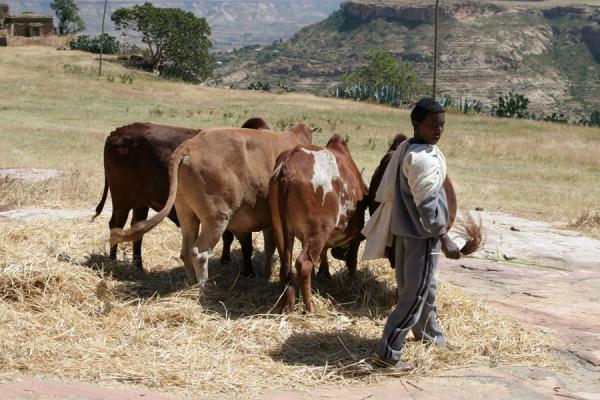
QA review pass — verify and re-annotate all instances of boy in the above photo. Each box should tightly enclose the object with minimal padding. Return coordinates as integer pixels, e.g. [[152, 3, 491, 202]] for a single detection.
[[365, 97, 461, 370]]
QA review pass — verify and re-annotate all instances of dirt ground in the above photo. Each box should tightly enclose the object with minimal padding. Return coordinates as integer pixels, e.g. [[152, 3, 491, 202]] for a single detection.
[[0, 170, 598, 399]]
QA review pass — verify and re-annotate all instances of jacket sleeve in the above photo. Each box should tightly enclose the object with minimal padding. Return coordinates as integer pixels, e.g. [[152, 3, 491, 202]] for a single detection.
[[416, 188, 448, 237]]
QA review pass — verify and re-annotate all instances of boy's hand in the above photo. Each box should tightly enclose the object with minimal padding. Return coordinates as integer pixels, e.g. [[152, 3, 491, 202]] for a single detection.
[[440, 234, 461, 259]]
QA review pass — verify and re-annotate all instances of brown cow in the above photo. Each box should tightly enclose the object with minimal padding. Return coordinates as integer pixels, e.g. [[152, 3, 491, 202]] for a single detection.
[[110, 124, 313, 288], [367, 134, 458, 267], [269, 134, 368, 313], [93, 118, 271, 274]]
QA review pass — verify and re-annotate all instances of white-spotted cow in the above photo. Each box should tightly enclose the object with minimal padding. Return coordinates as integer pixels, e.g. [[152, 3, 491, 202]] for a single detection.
[[269, 134, 368, 312]]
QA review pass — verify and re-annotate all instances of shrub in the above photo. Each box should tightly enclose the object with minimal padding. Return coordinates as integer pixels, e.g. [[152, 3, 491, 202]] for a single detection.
[[492, 92, 530, 119], [69, 34, 120, 54], [276, 81, 295, 93], [246, 81, 271, 91], [543, 113, 568, 124]]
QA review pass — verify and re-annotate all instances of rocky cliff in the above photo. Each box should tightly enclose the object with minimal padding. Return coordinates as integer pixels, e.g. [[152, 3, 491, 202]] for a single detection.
[[214, 0, 600, 115]]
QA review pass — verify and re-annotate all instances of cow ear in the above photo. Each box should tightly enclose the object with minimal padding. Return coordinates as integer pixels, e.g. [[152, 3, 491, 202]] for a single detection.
[[326, 133, 349, 152]]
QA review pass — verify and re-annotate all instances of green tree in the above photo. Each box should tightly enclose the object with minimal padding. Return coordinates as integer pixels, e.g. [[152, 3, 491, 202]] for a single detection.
[[343, 49, 427, 102], [112, 3, 213, 82], [50, 0, 85, 35]]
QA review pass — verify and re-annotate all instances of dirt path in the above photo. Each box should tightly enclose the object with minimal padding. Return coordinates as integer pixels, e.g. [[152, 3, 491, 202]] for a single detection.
[[0, 207, 599, 399]]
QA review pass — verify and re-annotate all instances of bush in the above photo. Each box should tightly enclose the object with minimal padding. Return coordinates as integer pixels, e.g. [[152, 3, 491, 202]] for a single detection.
[[69, 34, 120, 54], [276, 81, 295, 93], [246, 81, 271, 91], [543, 113, 568, 124], [492, 92, 530, 119]]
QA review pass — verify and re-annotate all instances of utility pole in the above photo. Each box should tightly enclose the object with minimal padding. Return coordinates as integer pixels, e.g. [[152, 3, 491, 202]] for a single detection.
[[432, 0, 439, 99], [98, 0, 108, 76]]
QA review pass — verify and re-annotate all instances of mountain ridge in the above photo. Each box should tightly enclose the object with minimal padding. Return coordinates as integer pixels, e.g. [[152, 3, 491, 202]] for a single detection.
[[213, 0, 600, 116]]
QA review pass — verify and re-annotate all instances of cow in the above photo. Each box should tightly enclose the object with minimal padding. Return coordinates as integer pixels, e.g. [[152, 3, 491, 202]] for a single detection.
[[109, 124, 313, 289], [269, 134, 368, 313], [92, 118, 271, 274], [367, 133, 458, 267]]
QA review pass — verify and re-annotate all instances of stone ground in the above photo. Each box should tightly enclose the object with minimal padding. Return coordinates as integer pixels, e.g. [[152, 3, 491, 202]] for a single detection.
[[0, 169, 598, 399]]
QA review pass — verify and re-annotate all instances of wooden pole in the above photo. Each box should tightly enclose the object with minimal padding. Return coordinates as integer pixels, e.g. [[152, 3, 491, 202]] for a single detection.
[[98, 0, 108, 76], [432, 0, 439, 99]]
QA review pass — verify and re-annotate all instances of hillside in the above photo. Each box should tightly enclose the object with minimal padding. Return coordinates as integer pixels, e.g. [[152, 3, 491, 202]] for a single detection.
[[213, 0, 600, 115], [6, 0, 342, 50]]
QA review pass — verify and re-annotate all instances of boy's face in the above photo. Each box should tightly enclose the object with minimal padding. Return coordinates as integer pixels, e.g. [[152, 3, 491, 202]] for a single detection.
[[414, 112, 445, 145]]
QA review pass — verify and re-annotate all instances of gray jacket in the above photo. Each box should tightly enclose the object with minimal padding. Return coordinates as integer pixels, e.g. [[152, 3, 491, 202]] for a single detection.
[[391, 139, 448, 239]]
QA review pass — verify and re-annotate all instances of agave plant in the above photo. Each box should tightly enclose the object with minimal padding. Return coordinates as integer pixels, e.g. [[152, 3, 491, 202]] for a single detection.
[[458, 98, 483, 114], [578, 111, 600, 127], [330, 84, 405, 108]]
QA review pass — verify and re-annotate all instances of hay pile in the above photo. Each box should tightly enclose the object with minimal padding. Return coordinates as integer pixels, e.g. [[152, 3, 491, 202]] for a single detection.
[[0, 217, 557, 398]]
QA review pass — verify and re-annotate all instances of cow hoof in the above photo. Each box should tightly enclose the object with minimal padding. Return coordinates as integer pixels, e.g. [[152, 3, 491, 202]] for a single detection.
[[220, 254, 232, 264]]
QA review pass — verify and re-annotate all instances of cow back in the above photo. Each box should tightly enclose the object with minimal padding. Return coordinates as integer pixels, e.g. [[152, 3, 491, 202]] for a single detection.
[[174, 124, 312, 233]]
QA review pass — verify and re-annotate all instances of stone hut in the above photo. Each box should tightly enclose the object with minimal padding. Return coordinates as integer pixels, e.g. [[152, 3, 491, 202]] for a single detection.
[[0, 3, 54, 45]]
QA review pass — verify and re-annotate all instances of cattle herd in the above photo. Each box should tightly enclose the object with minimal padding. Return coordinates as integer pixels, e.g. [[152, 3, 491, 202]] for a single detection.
[[94, 117, 459, 312]]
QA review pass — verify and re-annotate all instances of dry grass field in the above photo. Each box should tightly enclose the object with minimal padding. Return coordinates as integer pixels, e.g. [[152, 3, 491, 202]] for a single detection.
[[1, 47, 598, 226], [0, 46, 597, 397]]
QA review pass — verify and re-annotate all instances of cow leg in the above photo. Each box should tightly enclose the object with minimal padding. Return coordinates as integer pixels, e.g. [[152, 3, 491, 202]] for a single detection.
[[108, 207, 130, 261], [177, 207, 200, 284], [317, 250, 332, 280], [262, 228, 276, 279], [237, 232, 254, 277], [131, 206, 149, 271], [190, 213, 229, 292], [220, 230, 234, 264], [279, 232, 295, 313], [345, 237, 362, 278], [296, 238, 326, 313]]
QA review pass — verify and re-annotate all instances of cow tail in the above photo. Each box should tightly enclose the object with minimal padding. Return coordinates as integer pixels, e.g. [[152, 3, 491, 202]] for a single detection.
[[91, 176, 109, 222], [110, 148, 185, 246]]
